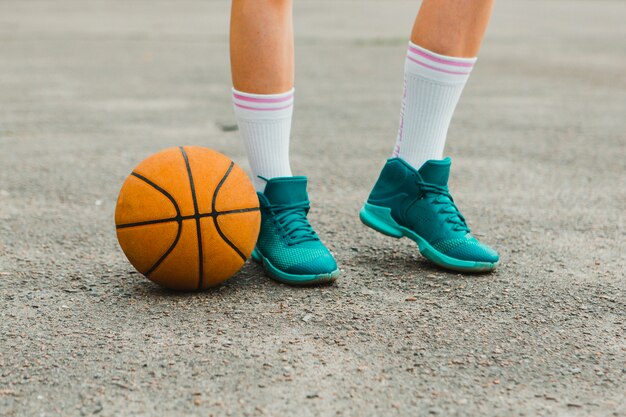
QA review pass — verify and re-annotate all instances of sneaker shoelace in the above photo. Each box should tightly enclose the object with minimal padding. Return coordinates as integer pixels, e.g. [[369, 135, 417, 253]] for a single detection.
[[415, 181, 470, 233], [268, 201, 320, 246]]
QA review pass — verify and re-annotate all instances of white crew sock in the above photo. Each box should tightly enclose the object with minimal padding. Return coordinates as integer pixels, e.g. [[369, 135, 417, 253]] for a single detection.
[[232, 88, 294, 192], [393, 42, 477, 169]]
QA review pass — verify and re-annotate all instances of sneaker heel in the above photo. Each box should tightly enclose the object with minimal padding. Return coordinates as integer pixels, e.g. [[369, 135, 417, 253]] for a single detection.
[[251, 247, 262, 263], [359, 203, 403, 238]]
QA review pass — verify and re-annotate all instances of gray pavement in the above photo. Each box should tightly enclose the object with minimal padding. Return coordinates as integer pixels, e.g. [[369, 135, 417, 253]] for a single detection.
[[1, 1, 625, 416]]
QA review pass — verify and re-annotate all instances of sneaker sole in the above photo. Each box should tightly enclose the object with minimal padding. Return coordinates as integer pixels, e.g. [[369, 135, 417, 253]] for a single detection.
[[359, 203, 498, 273], [251, 248, 340, 286]]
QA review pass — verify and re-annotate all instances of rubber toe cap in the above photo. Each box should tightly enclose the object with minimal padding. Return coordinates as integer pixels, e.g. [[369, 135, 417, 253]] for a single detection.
[[447, 242, 499, 263], [286, 253, 338, 275], [434, 238, 499, 263]]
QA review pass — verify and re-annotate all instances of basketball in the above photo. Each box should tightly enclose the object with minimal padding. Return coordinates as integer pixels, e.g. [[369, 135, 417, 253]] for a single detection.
[[115, 146, 261, 290]]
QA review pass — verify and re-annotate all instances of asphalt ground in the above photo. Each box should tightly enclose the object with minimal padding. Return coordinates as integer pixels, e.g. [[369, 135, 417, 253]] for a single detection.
[[0, 1, 624, 416]]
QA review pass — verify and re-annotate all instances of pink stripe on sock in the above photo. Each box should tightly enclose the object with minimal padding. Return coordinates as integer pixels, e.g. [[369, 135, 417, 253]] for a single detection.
[[408, 45, 474, 68], [233, 92, 293, 104], [407, 56, 471, 75], [234, 102, 293, 111]]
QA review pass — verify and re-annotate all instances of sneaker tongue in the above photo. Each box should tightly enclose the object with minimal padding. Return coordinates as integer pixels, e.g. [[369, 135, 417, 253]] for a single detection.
[[262, 176, 309, 205], [417, 158, 451, 186]]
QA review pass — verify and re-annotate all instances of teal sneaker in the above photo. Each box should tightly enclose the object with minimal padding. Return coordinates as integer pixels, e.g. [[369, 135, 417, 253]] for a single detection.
[[360, 157, 499, 272], [252, 176, 340, 285]]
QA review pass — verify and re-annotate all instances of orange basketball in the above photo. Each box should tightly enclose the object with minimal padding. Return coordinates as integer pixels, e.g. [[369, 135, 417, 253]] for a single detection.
[[115, 146, 260, 290]]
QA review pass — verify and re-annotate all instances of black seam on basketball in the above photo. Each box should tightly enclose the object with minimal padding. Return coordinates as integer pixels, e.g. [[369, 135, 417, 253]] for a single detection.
[[115, 208, 259, 229], [129, 172, 181, 217], [216, 207, 260, 216], [145, 219, 183, 277], [214, 218, 248, 261], [125, 171, 183, 277], [212, 162, 233, 213], [116, 217, 178, 229], [211, 162, 248, 262], [179, 146, 204, 290]]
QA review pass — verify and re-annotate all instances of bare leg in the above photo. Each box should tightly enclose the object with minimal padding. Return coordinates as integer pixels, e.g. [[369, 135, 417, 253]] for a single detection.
[[411, 0, 494, 57], [230, 0, 294, 94]]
